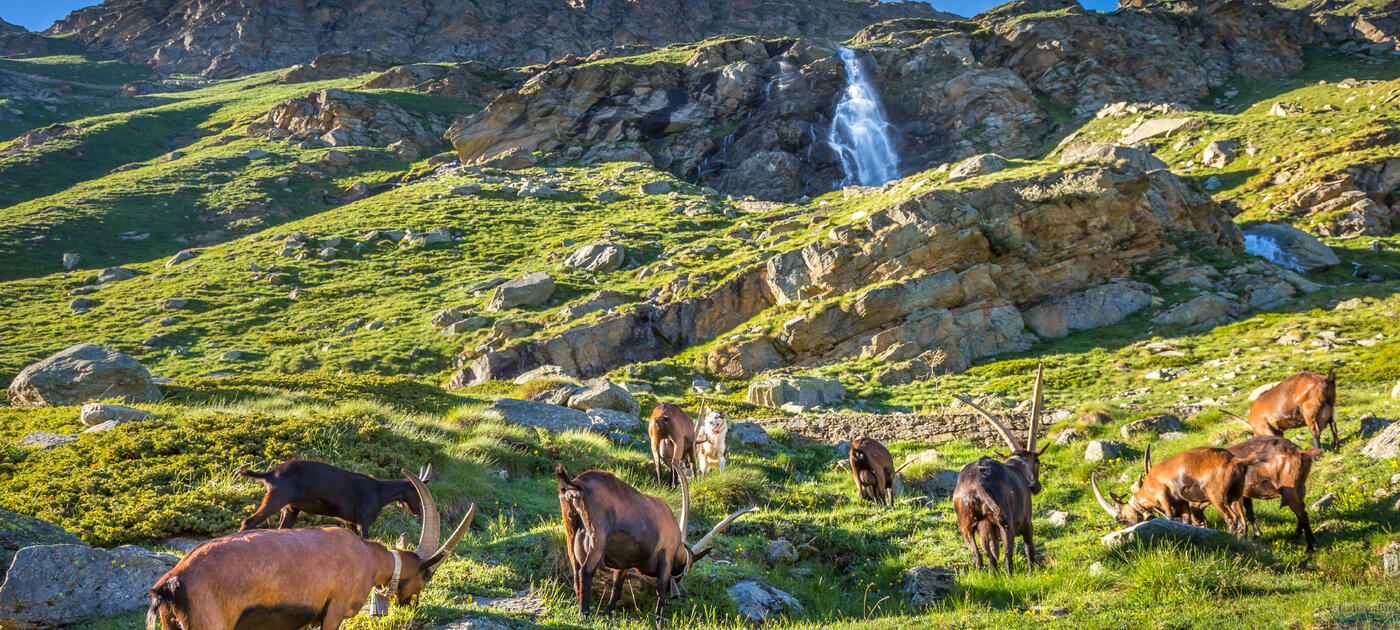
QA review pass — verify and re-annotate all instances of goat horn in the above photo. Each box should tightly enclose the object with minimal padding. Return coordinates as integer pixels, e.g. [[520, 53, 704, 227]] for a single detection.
[[1143, 444, 1152, 476], [690, 506, 759, 555], [677, 459, 690, 548], [423, 503, 475, 570], [419, 463, 432, 482], [952, 394, 1022, 452], [1090, 475, 1121, 519], [893, 459, 915, 476], [403, 469, 440, 555], [1027, 364, 1044, 454]]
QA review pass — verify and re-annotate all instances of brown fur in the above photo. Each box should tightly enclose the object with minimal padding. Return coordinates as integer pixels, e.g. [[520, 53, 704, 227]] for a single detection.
[[648, 403, 697, 488], [1188, 436, 1323, 551], [1094, 446, 1258, 536], [1246, 370, 1338, 450], [849, 437, 895, 506]]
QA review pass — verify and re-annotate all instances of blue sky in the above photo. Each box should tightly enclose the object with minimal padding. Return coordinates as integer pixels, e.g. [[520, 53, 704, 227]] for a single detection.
[[0, 0, 1119, 32]]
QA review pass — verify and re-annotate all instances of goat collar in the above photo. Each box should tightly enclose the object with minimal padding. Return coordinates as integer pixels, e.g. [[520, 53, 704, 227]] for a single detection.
[[370, 551, 402, 616]]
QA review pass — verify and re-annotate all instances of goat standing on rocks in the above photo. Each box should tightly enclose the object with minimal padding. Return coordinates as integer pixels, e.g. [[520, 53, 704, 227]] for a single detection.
[[238, 459, 430, 537], [648, 403, 698, 487], [849, 437, 895, 506], [1244, 370, 1338, 450], [695, 406, 728, 474], [555, 464, 757, 617], [951, 364, 1049, 572], [148, 471, 473, 630]]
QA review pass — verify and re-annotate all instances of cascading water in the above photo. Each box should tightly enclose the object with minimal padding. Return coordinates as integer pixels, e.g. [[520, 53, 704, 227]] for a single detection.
[[826, 47, 900, 187]]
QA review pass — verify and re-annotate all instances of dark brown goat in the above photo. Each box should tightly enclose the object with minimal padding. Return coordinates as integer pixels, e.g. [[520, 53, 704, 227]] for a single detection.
[[1186, 436, 1323, 551], [556, 464, 756, 617], [148, 472, 472, 630], [648, 403, 698, 488], [1245, 370, 1338, 450], [951, 364, 1048, 572], [238, 459, 429, 537], [1093, 445, 1258, 536], [850, 437, 895, 506]]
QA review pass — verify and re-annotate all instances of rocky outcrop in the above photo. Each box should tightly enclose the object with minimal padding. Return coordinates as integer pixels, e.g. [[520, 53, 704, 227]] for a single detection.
[[48, 0, 943, 78], [0, 544, 178, 629], [746, 375, 844, 410], [1243, 224, 1341, 273], [360, 61, 517, 107], [1023, 281, 1153, 339], [450, 166, 1242, 386], [248, 88, 450, 153], [0, 509, 82, 573], [7, 344, 162, 407]]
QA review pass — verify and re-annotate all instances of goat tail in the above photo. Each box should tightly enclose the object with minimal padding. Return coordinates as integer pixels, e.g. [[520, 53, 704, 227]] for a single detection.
[[554, 464, 575, 489], [237, 465, 273, 481], [1301, 448, 1325, 460], [146, 576, 184, 630]]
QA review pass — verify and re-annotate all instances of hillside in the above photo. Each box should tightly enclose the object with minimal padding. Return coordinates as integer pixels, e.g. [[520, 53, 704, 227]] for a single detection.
[[3, 0, 1400, 629]]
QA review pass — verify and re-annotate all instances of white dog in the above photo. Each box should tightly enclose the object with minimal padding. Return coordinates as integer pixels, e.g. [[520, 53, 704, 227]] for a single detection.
[[695, 407, 728, 474]]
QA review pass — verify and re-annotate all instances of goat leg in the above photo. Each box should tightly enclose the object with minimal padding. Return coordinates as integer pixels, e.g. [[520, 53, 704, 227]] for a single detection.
[[1001, 520, 1015, 573], [602, 569, 626, 615], [1020, 523, 1036, 567], [238, 495, 287, 531], [653, 557, 672, 620], [1242, 498, 1260, 538]]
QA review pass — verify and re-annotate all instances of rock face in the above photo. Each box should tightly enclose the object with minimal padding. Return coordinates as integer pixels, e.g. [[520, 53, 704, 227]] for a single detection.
[[251, 88, 449, 153], [747, 375, 844, 410], [479, 398, 594, 434], [451, 167, 1242, 386], [564, 244, 625, 273], [1023, 281, 1153, 338], [0, 509, 82, 572], [1101, 518, 1224, 548], [725, 580, 804, 623], [50, 0, 942, 77], [1059, 142, 1167, 172], [1243, 224, 1341, 273], [0, 544, 178, 629], [7, 344, 162, 407], [903, 566, 955, 605], [1363, 422, 1400, 459]]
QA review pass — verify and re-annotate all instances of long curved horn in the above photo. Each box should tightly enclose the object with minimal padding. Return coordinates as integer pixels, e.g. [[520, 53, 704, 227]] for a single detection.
[[403, 469, 440, 555], [1091, 475, 1121, 519], [677, 460, 690, 547], [690, 507, 759, 555], [1027, 364, 1044, 454], [894, 459, 915, 476], [422, 503, 475, 570], [1143, 444, 1152, 477], [953, 394, 1022, 452]]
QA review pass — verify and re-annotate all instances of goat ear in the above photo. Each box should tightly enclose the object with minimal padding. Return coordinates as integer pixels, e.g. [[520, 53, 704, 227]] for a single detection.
[[1036, 442, 1050, 456], [691, 548, 713, 563], [396, 532, 409, 549]]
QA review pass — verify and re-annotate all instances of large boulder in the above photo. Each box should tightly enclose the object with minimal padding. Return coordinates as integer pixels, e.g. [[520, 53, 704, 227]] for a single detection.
[[731, 422, 771, 449], [480, 398, 594, 433], [1243, 224, 1341, 273], [1120, 117, 1205, 145], [911, 468, 961, 499], [0, 509, 82, 573], [1363, 422, 1400, 459], [1084, 440, 1126, 462], [1058, 142, 1167, 172], [485, 272, 555, 311], [1120, 414, 1184, 439], [726, 580, 804, 623], [903, 566, 955, 606], [746, 375, 844, 410], [1101, 518, 1225, 548], [1023, 281, 1153, 338], [947, 153, 1008, 181], [7, 344, 162, 407], [1150, 293, 1241, 329], [566, 379, 640, 415], [0, 544, 178, 629], [563, 244, 625, 272]]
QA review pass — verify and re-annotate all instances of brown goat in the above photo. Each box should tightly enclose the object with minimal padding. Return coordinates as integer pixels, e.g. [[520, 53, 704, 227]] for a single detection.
[[850, 437, 895, 506], [147, 472, 472, 630], [238, 459, 429, 537], [1186, 436, 1323, 551], [556, 464, 756, 617], [648, 403, 698, 488], [1245, 370, 1338, 450], [1093, 445, 1258, 536], [951, 364, 1048, 572]]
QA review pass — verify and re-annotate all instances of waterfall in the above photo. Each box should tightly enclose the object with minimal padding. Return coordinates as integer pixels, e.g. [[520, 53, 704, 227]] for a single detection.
[[826, 47, 900, 187]]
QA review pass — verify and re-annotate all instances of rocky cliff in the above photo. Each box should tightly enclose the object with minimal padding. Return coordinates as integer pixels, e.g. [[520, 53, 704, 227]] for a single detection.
[[45, 0, 948, 78]]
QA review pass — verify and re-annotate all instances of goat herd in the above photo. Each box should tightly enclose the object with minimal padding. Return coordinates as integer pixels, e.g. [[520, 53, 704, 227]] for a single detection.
[[142, 365, 1339, 629]]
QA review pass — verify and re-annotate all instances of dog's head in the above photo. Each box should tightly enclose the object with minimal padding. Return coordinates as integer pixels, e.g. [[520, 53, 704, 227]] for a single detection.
[[701, 408, 727, 438]]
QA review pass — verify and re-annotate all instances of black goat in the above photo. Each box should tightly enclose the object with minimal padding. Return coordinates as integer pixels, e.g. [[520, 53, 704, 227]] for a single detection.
[[238, 459, 429, 537]]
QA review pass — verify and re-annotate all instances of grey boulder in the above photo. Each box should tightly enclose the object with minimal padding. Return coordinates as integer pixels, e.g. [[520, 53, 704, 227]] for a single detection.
[[480, 398, 593, 434], [726, 580, 803, 623], [7, 344, 161, 407], [1101, 518, 1225, 548], [485, 272, 555, 311], [563, 243, 625, 272], [566, 379, 640, 415], [0, 544, 178, 629], [79, 403, 151, 427]]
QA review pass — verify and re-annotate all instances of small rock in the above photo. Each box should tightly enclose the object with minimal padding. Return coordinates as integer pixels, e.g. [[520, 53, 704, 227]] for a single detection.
[[1084, 440, 1126, 462], [726, 580, 803, 623], [18, 432, 77, 449], [1120, 414, 1184, 439], [431, 308, 464, 328], [766, 540, 797, 564], [79, 403, 151, 427], [903, 566, 955, 606], [731, 422, 771, 450], [1046, 510, 1079, 527], [164, 249, 197, 268], [61, 253, 80, 270], [639, 180, 671, 195]]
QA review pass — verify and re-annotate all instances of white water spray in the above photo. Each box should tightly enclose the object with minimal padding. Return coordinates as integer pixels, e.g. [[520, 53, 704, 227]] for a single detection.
[[827, 47, 900, 187]]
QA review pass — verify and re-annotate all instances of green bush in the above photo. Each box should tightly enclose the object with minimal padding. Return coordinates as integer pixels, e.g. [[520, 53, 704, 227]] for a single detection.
[[0, 411, 438, 546], [166, 373, 463, 413]]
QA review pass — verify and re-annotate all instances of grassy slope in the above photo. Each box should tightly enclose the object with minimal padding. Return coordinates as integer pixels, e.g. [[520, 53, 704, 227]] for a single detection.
[[1, 38, 1400, 630]]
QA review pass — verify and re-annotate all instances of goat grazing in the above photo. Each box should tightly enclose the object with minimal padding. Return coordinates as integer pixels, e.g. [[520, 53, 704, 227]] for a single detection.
[[238, 459, 430, 537], [147, 471, 473, 630], [1187, 436, 1323, 551], [1245, 370, 1338, 450], [648, 403, 698, 487], [951, 364, 1049, 572], [849, 437, 895, 506], [1093, 445, 1257, 536], [695, 406, 728, 474], [556, 464, 757, 617]]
